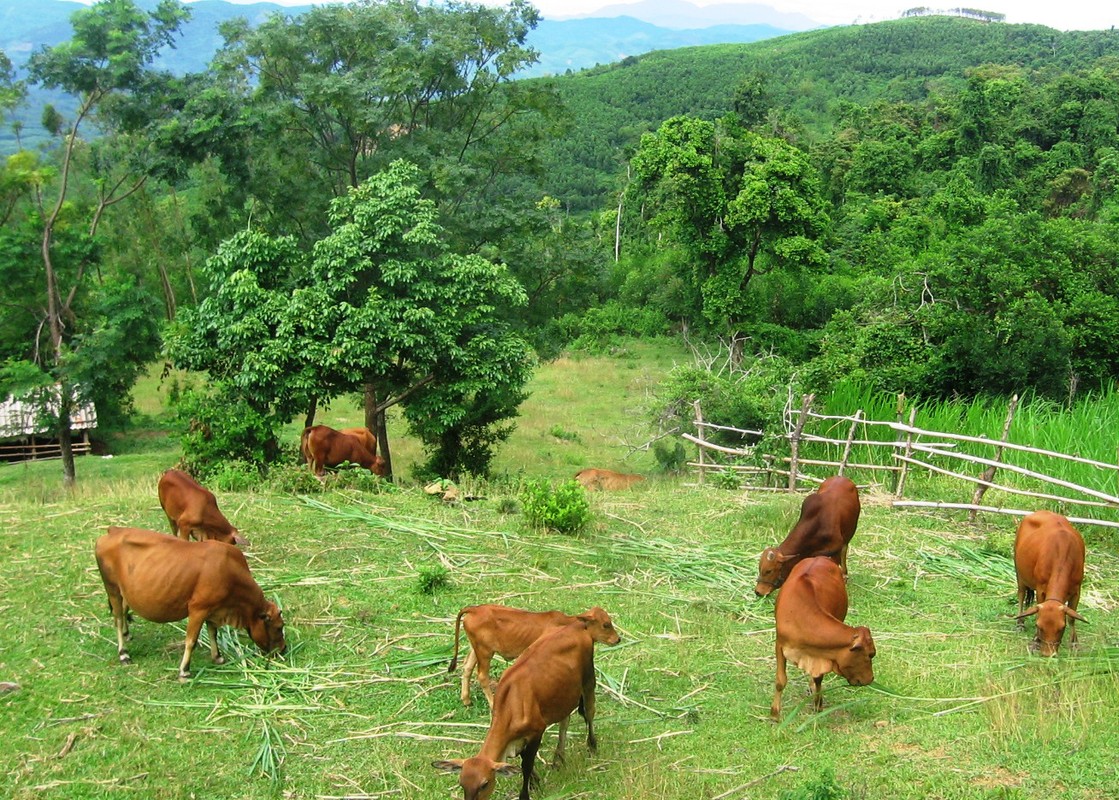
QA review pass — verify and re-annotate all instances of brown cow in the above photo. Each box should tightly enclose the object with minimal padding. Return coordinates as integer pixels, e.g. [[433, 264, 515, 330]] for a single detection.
[[434, 607, 621, 800], [339, 426, 378, 456], [755, 475, 860, 597], [574, 468, 645, 491], [1014, 510, 1087, 657], [448, 605, 582, 707], [94, 527, 285, 681], [301, 424, 387, 478], [771, 556, 875, 721], [157, 468, 247, 546]]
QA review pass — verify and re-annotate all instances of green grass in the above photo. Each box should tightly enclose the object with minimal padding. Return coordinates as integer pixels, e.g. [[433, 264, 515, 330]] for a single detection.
[[3, 343, 1119, 799]]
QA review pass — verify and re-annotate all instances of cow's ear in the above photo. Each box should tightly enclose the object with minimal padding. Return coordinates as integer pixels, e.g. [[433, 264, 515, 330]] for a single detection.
[[432, 759, 465, 773], [494, 761, 519, 775]]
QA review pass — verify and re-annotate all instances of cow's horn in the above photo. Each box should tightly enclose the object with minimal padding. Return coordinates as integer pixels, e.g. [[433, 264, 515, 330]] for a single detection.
[[1014, 605, 1040, 619], [1065, 606, 1088, 623]]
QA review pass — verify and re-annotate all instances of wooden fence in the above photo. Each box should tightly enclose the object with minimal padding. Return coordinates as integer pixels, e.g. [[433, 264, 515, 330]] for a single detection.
[[0, 432, 92, 463], [686, 395, 1119, 529]]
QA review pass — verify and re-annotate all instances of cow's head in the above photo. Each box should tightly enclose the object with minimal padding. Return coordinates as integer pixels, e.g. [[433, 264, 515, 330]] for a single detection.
[[433, 756, 518, 800], [579, 606, 621, 646], [835, 626, 876, 686], [1017, 600, 1086, 657], [755, 547, 796, 597], [249, 601, 286, 657]]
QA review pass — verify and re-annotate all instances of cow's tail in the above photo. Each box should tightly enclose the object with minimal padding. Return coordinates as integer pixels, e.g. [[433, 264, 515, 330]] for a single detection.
[[300, 427, 314, 466], [448, 607, 470, 672]]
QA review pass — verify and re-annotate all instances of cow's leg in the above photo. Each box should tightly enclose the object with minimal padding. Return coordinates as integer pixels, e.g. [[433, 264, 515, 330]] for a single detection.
[[811, 675, 825, 711], [206, 621, 225, 665], [178, 614, 206, 681], [459, 649, 478, 706], [518, 734, 542, 800], [840, 544, 849, 579], [1016, 584, 1031, 630], [770, 643, 788, 721], [106, 586, 132, 665], [476, 649, 497, 707], [1069, 589, 1082, 648], [553, 714, 570, 766], [579, 683, 597, 751]]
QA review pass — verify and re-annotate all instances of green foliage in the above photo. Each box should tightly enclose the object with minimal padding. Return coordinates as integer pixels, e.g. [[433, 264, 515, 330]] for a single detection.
[[206, 458, 263, 492], [653, 439, 688, 473], [779, 769, 847, 800], [415, 564, 451, 595], [711, 468, 742, 490], [558, 300, 671, 353], [520, 478, 591, 534], [173, 387, 279, 479], [549, 425, 580, 442]]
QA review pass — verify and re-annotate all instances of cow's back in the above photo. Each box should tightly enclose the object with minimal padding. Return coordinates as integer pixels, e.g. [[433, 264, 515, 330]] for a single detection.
[[1015, 510, 1085, 590], [775, 557, 849, 639], [786, 476, 859, 551], [495, 622, 592, 728], [96, 527, 248, 624]]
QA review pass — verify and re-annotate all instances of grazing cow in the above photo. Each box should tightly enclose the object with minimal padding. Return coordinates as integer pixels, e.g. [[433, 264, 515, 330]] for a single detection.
[[1014, 510, 1087, 657], [339, 426, 378, 457], [157, 468, 247, 547], [771, 557, 875, 721], [448, 605, 582, 707], [300, 424, 387, 478], [755, 475, 860, 597], [434, 607, 621, 800], [574, 468, 645, 491], [94, 527, 285, 681]]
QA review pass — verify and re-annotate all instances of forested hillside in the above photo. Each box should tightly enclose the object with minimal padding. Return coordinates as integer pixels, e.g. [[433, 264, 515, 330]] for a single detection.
[[4, 2, 1119, 485], [544, 16, 1119, 211]]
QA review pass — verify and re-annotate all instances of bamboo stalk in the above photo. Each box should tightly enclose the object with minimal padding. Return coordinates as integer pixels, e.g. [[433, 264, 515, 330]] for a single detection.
[[895, 407, 918, 498], [694, 421, 764, 435], [892, 500, 1119, 529], [838, 409, 862, 476], [909, 443, 1119, 504], [788, 394, 814, 490], [893, 454, 1116, 509], [970, 394, 1019, 522], [680, 433, 752, 457], [777, 457, 899, 472], [694, 400, 706, 486]]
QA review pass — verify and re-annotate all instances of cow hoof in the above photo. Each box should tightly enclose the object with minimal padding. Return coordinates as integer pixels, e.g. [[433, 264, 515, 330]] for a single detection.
[[213, 655, 225, 665], [119, 653, 132, 665], [178, 672, 192, 683]]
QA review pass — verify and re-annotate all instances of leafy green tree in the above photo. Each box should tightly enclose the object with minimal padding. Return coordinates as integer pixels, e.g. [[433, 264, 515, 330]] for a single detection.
[[167, 160, 533, 479], [629, 114, 829, 356], [17, 0, 189, 485]]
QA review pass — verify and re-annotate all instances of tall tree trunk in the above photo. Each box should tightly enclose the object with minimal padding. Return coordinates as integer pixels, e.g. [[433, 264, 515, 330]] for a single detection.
[[303, 397, 317, 430], [364, 383, 393, 480], [57, 387, 76, 488]]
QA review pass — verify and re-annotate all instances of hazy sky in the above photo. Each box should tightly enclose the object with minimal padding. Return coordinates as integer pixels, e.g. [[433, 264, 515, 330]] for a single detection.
[[183, 0, 1118, 33]]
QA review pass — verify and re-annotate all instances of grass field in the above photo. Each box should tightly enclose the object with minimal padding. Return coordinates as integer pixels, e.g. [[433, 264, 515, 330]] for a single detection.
[[2, 343, 1119, 800]]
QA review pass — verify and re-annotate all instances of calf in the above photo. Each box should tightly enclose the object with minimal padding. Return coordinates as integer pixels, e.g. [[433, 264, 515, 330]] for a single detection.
[[771, 556, 875, 721], [448, 604, 582, 707], [434, 607, 621, 800], [301, 424, 387, 477], [157, 468, 247, 546], [1014, 510, 1087, 657], [574, 468, 645, 491], [755, 475, 860, 597], [94, 526, 285, 681]]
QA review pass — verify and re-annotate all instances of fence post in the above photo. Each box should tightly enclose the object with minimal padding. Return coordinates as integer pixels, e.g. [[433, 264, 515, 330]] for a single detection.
[[839, 409, 863, 477], [895, 407, 917, 498], [788, 394, 814, 491], [693, 400, 706, 485], [969, 394, 1019, 523]]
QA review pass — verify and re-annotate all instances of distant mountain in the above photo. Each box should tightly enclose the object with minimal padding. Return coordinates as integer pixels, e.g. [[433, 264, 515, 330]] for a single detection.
[[561, 0, 819, 30], [0, 0, 800, 149]]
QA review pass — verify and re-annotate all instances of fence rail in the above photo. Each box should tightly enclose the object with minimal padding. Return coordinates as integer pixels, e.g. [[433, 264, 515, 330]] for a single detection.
[[688, 394, 1119, 527]]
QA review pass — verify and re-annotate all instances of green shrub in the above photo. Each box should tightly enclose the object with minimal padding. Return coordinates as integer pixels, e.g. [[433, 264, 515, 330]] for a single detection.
[[549, 424, 580, 442], [779, 768, 847, 800], [266, 462, 324, 494], [520, 479, 591, 534], [208, 459, 264, 492], [416, 565, 451, 595], [711, 467, 742, 490], [173, 387, 281, 480], [653, 439, 688, 473]]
